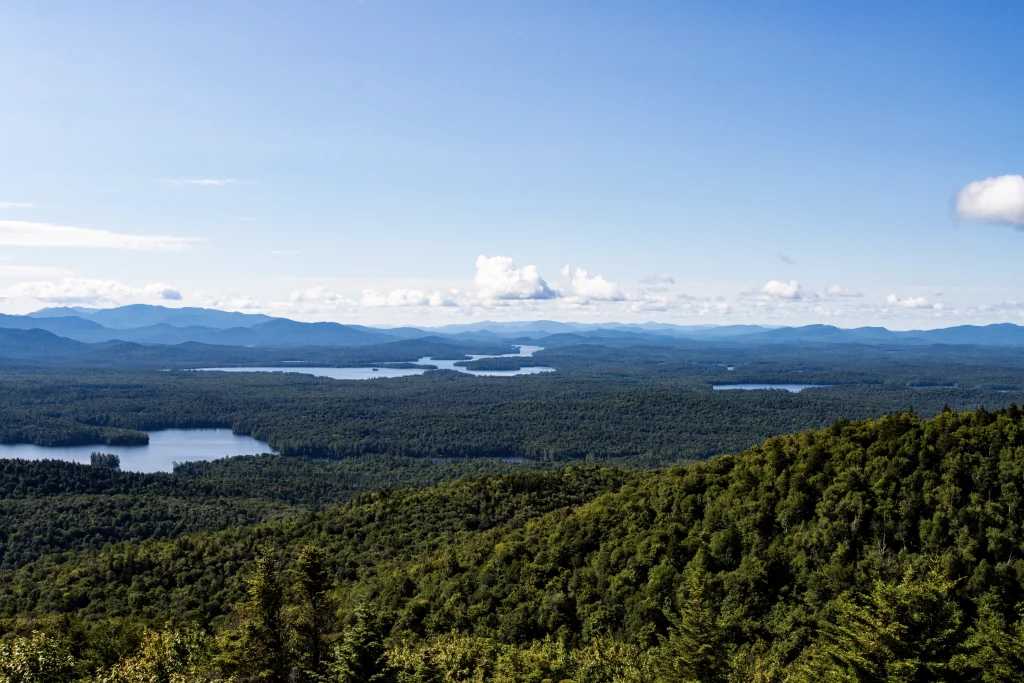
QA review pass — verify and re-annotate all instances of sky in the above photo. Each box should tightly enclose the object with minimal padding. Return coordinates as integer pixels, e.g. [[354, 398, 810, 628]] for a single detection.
[[1, 0, 1022, 329]]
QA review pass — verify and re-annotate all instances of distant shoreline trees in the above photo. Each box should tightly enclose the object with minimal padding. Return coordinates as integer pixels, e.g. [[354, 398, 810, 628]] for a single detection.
[[89, 452, 120, 469]]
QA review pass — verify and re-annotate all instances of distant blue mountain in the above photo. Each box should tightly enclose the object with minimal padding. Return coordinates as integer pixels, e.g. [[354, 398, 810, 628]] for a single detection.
[[30, 304, 277, 329], [0, 327, 90, 359], [13, 305, 1024, 348], [14, 307, 404, 346]]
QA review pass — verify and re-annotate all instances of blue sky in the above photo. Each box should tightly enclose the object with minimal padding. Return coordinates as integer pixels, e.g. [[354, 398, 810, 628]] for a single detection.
[[1, 0, 1022, 328]]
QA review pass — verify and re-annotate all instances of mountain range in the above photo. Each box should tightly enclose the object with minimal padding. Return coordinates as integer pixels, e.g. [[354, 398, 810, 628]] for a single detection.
[[2, 304, 1024, 351]]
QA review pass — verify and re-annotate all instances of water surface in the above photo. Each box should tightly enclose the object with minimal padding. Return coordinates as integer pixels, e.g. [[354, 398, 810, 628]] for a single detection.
[[713, 384, 825, 393], [0, 429, 275, 473], [195, 345, 555, 379]]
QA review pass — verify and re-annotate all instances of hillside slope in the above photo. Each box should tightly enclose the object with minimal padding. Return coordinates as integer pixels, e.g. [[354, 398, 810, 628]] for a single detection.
[[4, 408, 1024, 680]]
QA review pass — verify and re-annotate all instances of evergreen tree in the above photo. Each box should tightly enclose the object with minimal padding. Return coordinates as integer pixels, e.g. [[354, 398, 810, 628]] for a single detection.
[[655, 550, 731, 683], [326, 606, 386, 683], [235, 551, 290, 683], [798, 568, 965, 683], [959, 602, 1024, 683], [292, 545, 336, 682]]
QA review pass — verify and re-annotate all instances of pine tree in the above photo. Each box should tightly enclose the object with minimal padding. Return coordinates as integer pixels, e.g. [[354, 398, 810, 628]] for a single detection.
[[797, 568, 965, 683], [326, 606, 386, 683], [292, 545, 336, 682], [655, 550, 731, 683], [236, 551, 291, 683], [960, 602, 1024, 683]]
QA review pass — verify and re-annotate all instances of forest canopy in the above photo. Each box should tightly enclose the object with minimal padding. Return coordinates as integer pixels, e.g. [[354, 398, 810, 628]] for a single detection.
[[4, 407, 1024, 680]]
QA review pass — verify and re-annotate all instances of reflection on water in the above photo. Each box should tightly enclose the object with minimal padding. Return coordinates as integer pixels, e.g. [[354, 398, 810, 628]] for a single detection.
[[0, 429, 275, 473], [194, 345, 555, 380], [197, 366, 426, 379], [713, 383, 825, 393]]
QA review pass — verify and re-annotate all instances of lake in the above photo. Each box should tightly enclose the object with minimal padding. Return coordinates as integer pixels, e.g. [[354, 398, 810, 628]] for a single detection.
[[194, 345, 556, 379], [0, 429, 275, 473], [713, 383, 825, 393]]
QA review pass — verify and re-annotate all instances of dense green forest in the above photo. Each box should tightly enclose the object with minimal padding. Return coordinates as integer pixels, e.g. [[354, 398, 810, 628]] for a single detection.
[[5, 408, 1024, 680], [0, 455, 546, 571], [2, 343, 1023, 464]]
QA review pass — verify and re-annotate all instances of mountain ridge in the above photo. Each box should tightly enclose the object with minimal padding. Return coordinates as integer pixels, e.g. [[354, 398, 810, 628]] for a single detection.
[[9, 304, 1024, 348]]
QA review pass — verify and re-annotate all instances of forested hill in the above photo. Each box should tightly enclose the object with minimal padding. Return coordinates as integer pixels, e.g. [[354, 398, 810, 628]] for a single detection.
[[5, 407, 1024, 680]]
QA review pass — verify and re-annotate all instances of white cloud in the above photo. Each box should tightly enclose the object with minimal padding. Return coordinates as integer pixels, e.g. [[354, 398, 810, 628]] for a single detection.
[[641, 273, 675, 285], [474, 255, 555, 300], [291, 287, 347, 305], [160, 178, 252, 187], [760, 280, 811, 300], [4, 278, 184, 305], [361, 288, 462, 308], [826, 285, 864, 298], [284, 286, 462, 312], [0, 202, 33, 209], [562, 266, 627, 301], [886, 293, 931, 309], [955, 174, 1024, 226], [198, 291, 263, 311], [0, 220, 203, 251]]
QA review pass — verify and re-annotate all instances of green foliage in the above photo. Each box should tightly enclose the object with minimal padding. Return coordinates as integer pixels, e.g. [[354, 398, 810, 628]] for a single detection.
[[232, 552, 290, 683], [4, 341, 1024, 463], [88, 453, 120, 470], [0, 631, 74, 683], [656, 551, 730, 683], [0, 466, 630, 624], [797, 569, 965, 682], [326, 606, 386, 683], [291, 545, 335, 681], [0, 454, 547, 571], [10, 408, 1024, 679], [960, 601, 1024, 683], [92, 626, 222, 683]]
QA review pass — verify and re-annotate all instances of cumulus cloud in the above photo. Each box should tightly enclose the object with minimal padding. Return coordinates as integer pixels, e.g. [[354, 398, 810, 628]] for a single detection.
[[0, 220, 203, 250], [826, 285, 864, 298], [759, 280, 818, 300], [0, 202, 33, 209], [361, 288, 462, 308], [4, 278, 183, 305], [290, 287, 347, 306], [561, 265, 627, 301], [285, 286, 462, 312], [475, 255, 555, 300], [640, 273, 675, 285], [160, 178, 252, 187], [886, 293, 931, 309], [198, 291, 263, 311], [955, 174, 1024, 226]]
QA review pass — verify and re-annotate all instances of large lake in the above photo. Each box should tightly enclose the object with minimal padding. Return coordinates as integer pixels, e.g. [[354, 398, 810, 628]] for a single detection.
[[713, 383, 825, 393], [194, 345, 556, 379], [0, 429, 275, 473]]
